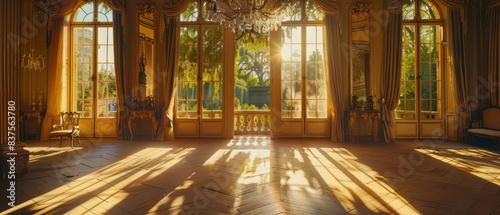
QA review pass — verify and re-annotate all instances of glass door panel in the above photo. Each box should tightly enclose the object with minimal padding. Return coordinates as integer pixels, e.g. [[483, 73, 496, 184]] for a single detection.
[[201, 27, 223, 119], [419, 25, 442, 120], [175, 26, 224, 137], [281, 26, 302, 119], [95, 27, 116, 137], [397, 25, 417, 120]]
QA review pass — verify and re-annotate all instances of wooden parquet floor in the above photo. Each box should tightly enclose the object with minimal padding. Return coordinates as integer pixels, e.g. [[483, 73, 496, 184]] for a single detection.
[[1, 137, 500, 214]]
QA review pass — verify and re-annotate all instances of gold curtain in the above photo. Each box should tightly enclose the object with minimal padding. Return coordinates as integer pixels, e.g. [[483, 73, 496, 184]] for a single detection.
[[39, 0, 78, 139], [154, 2, 191, 140], [440, 0, 468, 32], [113, 11, 131, 140], [310, 0, 345, 141], [1, 0, 21, 144], [488, 5, 500, 106], [324, 15, 347, 142], [449, 9, 469, 142], [40, 18, 67, 140], [380, 0, 409, 142]]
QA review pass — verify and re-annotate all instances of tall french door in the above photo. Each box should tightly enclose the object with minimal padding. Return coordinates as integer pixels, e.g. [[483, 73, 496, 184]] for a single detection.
[[396, 25, 445, 139], [272, 25, 330, 138], [71, 1, 116, 138], [175, 26, 226, 137], [395, 0, 445, 139]]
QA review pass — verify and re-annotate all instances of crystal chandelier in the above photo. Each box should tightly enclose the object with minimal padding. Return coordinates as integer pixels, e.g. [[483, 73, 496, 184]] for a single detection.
[[204, 0, 294, 33]]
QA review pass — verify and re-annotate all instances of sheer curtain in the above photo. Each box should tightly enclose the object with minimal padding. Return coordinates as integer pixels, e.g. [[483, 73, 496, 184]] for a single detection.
[[155, 1, 192, 141], [41, 17, 66, 139], [380, 0, 409, 142], [40, 0, 78, 140]]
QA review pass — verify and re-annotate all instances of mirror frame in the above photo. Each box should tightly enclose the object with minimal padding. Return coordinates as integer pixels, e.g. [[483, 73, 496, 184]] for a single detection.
[[349, 0, 371, 107], [137, 2, 156, 98]]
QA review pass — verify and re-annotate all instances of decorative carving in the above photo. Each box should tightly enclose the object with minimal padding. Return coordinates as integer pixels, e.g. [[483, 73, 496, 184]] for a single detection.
[[351, 0, 370, 23], [137, 2, 155, 21], [128, 110, 157, 141], [352, 95, 376, 110], [348, 109, 379, 142]]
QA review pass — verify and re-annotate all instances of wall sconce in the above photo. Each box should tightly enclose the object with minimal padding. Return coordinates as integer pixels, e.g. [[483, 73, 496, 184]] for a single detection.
[[22, 49, 45, 72]]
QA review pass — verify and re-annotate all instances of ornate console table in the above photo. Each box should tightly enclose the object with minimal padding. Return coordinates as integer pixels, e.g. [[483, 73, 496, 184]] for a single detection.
[[348, 109, 379, 142], [21, 110, 45, 140], [128, 110, 157, 141]]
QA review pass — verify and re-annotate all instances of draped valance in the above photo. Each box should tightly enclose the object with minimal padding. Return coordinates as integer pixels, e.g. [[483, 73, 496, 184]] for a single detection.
[[310, 0, 339, 15], [44, 0, 124, 16], [44, 0, 79, 17], [387, 0, 411, 10], [440, 0, 468, 8], [161, 0, 192, 17], [103, 0, 125, 12], [491, 0, 500, 8]]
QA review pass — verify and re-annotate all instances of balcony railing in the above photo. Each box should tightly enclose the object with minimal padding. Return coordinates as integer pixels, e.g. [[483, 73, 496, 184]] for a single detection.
[[234, 110, 271, 135]]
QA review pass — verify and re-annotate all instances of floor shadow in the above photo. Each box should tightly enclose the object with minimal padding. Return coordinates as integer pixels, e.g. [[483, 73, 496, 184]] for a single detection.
[[336, 140, 500, 214]]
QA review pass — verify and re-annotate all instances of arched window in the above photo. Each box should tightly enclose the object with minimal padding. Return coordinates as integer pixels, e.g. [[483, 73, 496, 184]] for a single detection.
[[396, 0, 444, 138], [71, 0, 116, 137]]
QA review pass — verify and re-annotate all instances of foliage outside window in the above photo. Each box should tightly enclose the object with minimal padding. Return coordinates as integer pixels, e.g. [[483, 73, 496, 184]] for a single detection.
[[178, 1, 223, 119], [234, 33, 271, 111]]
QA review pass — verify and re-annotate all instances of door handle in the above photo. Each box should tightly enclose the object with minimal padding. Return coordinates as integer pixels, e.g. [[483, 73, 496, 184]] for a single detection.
[[91, 75, 96, 81]]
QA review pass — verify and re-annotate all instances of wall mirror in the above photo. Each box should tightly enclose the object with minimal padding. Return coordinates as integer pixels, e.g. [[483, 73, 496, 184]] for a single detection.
[[350, 0, 370, 104], [138, 2, 155, 97]]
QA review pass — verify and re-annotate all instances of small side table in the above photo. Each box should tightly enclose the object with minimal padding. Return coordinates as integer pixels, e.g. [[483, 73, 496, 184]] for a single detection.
[[128, 110, 157, 141], [348, 109, 380, 142]]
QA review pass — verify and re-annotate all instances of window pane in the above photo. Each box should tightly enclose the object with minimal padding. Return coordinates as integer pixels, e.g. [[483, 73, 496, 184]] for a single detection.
[[178, 27, 199, 119], [397, 25, 416, 119], [419, 24, 441, 120], [96, 27, 116, 118], [202, 27, 223, 119], [281, 26, 302, 119], [403, 0, 415, 20], [97, 2, 113, 22], [74, 3, 93, 22], [181, 2, 198, 22], [305, 26, 326, 118], [283, 1, 301, 21], [420, 0, 440, 20], [73, 27, 94, 118]]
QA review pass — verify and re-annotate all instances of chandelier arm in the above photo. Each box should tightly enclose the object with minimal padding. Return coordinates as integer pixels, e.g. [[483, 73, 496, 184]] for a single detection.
[[206, 0, 293, 34]]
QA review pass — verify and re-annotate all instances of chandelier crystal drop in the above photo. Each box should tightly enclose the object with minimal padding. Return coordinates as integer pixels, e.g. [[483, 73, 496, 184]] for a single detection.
[[204, 0, 294, 33]]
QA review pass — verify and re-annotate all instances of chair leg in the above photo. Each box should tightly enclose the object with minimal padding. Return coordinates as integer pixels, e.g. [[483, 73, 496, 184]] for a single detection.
[[77, 136, 81, 146], [70, 136, 74, 148]]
